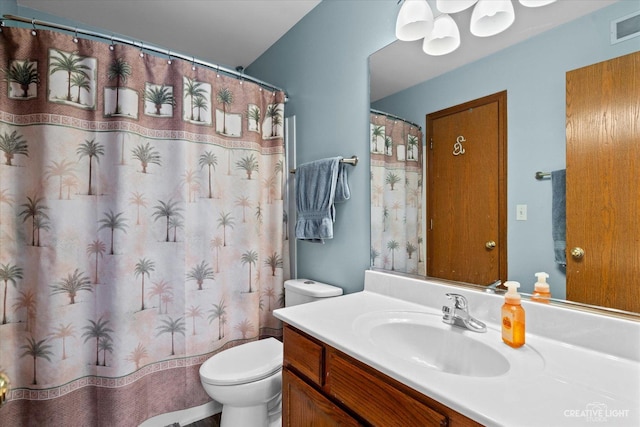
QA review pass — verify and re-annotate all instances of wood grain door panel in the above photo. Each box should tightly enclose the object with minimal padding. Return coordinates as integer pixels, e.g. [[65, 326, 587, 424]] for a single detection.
[[427, 92, 507, 286], [566, 51, 640, 312]]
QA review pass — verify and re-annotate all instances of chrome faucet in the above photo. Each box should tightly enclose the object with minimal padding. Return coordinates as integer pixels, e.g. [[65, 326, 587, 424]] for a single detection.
[[485, 279, 504, 294], [442, 293, 487, 333]]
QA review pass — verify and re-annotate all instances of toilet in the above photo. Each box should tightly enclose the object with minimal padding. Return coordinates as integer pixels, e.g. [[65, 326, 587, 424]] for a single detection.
[[199, 279, 343, 427]]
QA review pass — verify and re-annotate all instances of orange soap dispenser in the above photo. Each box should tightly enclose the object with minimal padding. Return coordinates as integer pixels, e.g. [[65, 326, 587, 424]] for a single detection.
[[531, 272, 551, 303], [501, 281, 525, 348]]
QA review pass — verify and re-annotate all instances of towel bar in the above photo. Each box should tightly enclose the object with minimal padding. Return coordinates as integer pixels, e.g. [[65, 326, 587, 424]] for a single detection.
[[290, 155, 358, 174], [535, 171, 551, 180]]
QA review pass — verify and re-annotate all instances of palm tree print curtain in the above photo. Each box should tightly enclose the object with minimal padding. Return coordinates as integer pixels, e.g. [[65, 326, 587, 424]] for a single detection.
[[370, 111, 424, 275], [0, 27, 288, 425]]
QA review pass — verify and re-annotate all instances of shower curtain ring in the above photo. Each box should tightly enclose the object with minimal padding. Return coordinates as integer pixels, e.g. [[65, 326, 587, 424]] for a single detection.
[[139, 42, 144, 58], [167, 51, 172, 65], [31, 18, 37, 36], [235, 66, 245, 84], [192, 57, 196, 71], [109, 36, 115, 51], [73, 28, 79, 43]]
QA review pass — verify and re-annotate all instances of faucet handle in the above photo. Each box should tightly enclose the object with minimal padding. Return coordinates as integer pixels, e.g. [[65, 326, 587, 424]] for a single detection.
[[445, 293, 468, 310]]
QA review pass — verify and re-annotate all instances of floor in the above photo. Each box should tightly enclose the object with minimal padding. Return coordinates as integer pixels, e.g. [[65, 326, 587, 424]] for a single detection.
[[167, 413, 221, 427]]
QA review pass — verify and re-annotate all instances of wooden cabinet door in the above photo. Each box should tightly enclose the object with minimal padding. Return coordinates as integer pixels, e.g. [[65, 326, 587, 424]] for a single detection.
[[566, 51, 640, 312], [283, 326, 324, 386], [282, 368, 360, 427]]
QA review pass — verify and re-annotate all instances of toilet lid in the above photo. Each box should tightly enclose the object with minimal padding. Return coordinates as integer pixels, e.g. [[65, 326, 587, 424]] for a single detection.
[[200, 338, 283, 386]]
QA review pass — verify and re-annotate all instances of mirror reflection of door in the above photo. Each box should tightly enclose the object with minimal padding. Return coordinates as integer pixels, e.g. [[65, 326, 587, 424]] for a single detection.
[[427, 91, 507, 286], [566, 51, 640, 313]]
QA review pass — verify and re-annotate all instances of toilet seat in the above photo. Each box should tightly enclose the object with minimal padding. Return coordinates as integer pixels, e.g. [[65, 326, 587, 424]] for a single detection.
[[200, 338, 283, 386]]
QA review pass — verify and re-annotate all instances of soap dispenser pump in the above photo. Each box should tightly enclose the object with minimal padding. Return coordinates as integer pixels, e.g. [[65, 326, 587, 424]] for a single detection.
[[501, 281, 525, 348], [531, 272, 551, 303]]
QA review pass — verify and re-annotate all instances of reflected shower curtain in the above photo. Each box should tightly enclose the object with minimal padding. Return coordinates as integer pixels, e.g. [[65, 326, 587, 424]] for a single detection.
[[370, 111, 424, 275], [0, 27, 288, 426]]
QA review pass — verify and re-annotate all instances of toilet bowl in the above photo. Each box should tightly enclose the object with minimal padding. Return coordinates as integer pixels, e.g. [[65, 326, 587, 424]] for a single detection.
[[200, 338, 283, 427], [199, 279, 343, 427]]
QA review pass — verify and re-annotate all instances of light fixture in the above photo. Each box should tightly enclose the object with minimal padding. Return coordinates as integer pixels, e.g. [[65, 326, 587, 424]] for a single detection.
[[519, 0, 556, 7], [470, 0, 515, 37], [396, 0, 434, 41], [423, 14, 460, 56], [435, 0, 477, 14], [395, 0, 556, 55]]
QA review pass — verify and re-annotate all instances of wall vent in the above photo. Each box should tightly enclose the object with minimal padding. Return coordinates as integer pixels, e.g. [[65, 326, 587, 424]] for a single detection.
[[611, 10, 640, 44]]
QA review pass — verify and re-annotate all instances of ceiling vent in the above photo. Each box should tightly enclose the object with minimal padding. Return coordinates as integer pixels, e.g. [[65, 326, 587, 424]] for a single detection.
[[611, 10, 640, 44]]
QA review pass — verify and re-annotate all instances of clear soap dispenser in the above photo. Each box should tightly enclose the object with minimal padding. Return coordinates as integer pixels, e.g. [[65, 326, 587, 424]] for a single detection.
[[501, 281, 525, 348], [531, 272, 551, 303]]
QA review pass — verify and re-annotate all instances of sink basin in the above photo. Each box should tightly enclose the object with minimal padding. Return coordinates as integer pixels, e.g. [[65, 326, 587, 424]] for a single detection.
[[353, 311, 511, 377]]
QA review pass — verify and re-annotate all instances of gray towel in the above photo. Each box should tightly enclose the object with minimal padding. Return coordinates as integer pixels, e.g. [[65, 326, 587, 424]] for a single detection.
[[335, 161, 351, 203], [551, 169, 566, 266], [295, 157, 350, 243]]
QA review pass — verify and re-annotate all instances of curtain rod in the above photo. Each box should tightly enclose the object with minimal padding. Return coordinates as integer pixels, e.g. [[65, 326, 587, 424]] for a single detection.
[[1, 14, 287, 98], [370, 108, 421, 130]]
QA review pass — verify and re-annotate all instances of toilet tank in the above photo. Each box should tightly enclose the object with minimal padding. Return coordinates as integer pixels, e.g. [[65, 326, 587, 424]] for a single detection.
[[284, 279, 343, 307]]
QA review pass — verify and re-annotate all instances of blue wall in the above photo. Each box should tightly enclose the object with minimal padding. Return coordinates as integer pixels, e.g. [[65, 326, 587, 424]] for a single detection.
[[251, 0, 640, 296], [248, 0, 398, 293]]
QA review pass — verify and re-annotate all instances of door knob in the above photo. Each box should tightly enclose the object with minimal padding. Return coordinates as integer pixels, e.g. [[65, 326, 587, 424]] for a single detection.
[[571, 247, 585, 259], [485, 241, 496, 249]]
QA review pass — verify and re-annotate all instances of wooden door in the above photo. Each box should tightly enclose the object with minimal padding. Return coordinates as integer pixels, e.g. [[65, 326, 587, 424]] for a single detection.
[[427, 92, 507, 285], [566, 51, 640, 313]]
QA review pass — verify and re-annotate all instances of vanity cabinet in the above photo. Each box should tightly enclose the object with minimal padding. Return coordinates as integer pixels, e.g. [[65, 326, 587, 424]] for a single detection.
[[282, 325, 481, 427]]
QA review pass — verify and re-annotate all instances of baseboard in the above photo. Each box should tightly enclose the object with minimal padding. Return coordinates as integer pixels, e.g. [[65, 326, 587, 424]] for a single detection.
[[139, 401, 222, 427]]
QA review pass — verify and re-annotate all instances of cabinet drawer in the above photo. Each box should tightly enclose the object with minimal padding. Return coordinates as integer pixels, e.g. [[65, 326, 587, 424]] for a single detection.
[[327, 349, 448, 427], [283, 326, 324, 386]]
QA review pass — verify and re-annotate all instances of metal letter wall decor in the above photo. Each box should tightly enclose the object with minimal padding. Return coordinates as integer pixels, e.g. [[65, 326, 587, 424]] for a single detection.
[[453, 135, 466, 156]]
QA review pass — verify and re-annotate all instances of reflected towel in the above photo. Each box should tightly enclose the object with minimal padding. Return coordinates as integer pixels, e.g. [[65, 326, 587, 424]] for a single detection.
[[295, 157, 350, 243], [552, 169, 566, 266]]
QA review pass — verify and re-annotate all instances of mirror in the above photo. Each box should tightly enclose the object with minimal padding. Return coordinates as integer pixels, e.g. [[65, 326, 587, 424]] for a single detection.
[[368, 1, 639, 316]]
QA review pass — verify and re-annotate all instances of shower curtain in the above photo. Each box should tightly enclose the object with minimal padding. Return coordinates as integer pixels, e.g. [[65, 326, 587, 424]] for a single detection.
[[0, 26, 288, 426], [370, 111, 424, 275]]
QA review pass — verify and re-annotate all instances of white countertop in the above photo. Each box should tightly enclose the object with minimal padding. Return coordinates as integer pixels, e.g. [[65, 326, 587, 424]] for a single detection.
[[274, 271, 640, 427]]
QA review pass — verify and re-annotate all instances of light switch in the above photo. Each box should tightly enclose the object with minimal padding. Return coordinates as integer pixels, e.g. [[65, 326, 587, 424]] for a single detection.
[[516, 204, 527, 221]]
